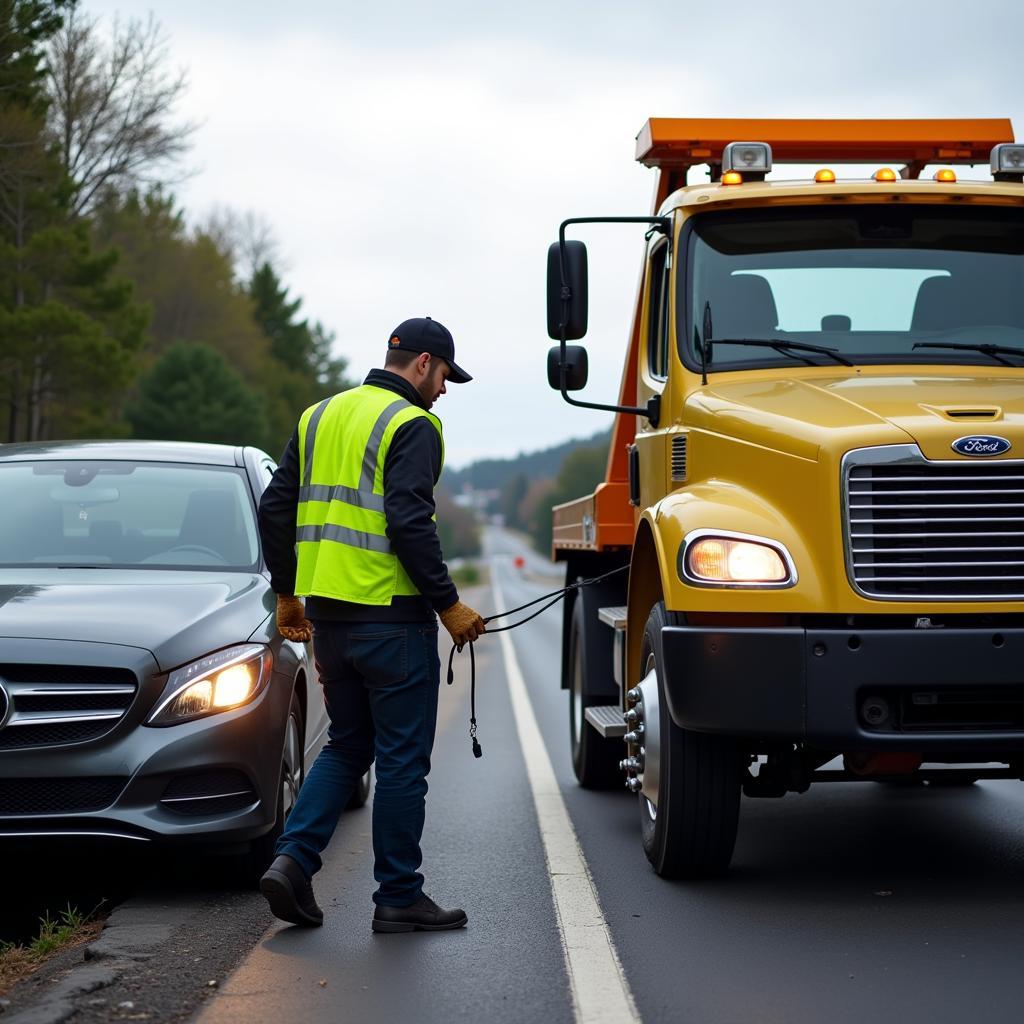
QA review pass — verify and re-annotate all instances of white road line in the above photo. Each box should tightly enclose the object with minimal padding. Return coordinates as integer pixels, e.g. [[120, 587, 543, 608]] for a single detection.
[[492, 569, 640, 1024]]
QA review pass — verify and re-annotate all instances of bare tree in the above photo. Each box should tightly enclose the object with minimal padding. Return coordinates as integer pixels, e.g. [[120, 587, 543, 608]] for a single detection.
[[45, 9, 195, 216], [201, 204, 283, 281]]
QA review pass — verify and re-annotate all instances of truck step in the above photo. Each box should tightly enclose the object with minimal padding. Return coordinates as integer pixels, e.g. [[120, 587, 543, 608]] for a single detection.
[[598, 605, 627, 629], [597, 606, 627, 688], [585, 705, 626, 738]]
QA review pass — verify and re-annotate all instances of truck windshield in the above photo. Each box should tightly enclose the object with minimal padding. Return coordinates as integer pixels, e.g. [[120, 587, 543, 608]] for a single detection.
[[682, 204, 1024, 371]]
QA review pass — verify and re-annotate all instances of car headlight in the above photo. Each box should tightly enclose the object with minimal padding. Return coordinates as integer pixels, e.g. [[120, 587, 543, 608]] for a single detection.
[[147, 644, 273, 726], [680, 530, 796, 588]]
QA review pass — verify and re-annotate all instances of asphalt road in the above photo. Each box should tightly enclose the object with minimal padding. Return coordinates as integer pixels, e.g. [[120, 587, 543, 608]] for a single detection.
[[197, 525, 1024, 1024], [13, 525, 1024, 1022]]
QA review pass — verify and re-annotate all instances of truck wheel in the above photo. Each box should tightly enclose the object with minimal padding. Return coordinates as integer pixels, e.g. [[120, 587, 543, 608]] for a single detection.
[[638, 602, 741, 877], [569, 598, 621, 789]]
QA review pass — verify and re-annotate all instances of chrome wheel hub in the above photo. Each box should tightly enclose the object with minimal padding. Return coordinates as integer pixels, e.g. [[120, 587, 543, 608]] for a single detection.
[[621, 656, 660, 813]]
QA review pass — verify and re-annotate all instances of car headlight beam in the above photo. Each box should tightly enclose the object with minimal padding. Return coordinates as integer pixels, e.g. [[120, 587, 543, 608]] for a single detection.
[[680, 530, 797, 588], [147, 643, 272, 726]]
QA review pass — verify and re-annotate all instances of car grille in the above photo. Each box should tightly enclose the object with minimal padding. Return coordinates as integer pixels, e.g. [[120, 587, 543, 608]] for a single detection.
[[845, 445, 1024, 600], [0, 777, 127, 816], [160, 770, 258, 816], [0, 665, 137, 750]]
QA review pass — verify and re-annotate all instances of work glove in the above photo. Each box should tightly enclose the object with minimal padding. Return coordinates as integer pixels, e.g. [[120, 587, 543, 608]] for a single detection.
[[439, 601, 487, 648], [276, 594, 312, 643]]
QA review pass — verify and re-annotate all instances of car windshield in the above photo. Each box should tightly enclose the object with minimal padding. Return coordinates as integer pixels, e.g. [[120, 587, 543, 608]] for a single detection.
[[682, 204, 1024, 371], [0, 461, 260, 570]]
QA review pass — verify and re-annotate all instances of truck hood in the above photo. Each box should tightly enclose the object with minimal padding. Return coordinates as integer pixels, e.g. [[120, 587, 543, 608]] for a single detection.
[[686, 371, 1024, 462], [0, 570, 274, 672]]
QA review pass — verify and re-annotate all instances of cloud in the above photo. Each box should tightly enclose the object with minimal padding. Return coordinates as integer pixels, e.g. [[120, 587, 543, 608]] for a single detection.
[[85, 0, 1024, 465]]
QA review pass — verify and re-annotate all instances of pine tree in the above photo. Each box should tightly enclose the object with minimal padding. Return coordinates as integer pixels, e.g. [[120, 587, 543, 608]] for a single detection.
[[249, 261, 312, 367], [0, 0, 146, 442], [127, 341, 266, 446]]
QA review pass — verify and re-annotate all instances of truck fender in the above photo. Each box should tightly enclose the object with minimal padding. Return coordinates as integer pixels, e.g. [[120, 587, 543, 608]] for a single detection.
[[626, 517, 673, 689]]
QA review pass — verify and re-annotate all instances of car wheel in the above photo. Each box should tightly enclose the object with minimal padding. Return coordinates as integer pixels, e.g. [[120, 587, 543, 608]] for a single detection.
[[569, 599, 621, 789], [637, 601, 741, 878], [346, 768, 372, 809], [244, 688, 305, 880]]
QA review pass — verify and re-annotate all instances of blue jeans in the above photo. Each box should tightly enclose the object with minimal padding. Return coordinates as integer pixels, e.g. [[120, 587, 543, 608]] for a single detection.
[[275, 619, 441, 907]]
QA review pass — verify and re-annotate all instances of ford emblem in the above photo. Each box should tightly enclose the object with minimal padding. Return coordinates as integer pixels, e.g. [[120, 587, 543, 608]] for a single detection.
[[951, 435, 1012, 457]]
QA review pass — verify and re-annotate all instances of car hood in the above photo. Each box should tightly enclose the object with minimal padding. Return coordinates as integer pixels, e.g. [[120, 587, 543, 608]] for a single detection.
[[0, 570, 274, 672], [685, 371, 1024, 462]]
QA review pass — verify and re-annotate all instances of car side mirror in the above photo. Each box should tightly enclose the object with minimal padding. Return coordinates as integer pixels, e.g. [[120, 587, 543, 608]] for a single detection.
[[546, 239, 588, 340], [547, 345, 588, 391]]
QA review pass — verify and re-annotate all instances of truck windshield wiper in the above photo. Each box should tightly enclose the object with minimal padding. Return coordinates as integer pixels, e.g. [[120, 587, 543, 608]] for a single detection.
[[912, 342, 1024, 367], [714, 337, 854, 367]]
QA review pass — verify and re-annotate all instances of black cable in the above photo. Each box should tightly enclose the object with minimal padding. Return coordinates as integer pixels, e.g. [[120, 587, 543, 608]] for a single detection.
[[447, 563, 629, 758]]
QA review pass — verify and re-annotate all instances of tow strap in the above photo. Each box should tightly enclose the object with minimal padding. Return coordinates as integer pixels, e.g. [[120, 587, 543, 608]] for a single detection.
[[446, 564, 629, 758]]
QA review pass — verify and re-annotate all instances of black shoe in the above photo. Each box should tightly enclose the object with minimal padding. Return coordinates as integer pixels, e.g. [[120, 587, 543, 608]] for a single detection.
[[372, 894, 468, 933], [260, 855, 324, 927]]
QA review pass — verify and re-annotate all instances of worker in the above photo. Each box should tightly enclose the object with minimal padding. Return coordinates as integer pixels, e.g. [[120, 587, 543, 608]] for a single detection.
[[256, 316, 486, 933]]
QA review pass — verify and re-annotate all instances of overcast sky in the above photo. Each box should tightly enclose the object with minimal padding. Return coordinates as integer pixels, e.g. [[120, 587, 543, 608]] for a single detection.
[[85, 0, 1024, 467]]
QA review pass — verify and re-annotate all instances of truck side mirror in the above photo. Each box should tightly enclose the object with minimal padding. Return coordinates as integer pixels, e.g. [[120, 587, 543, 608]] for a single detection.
[[547, 240, 588, 340], [547, 345, 589, 391]]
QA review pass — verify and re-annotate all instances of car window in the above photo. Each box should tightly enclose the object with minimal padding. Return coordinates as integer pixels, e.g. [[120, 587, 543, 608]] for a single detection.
[[0, 461, 260, 569]]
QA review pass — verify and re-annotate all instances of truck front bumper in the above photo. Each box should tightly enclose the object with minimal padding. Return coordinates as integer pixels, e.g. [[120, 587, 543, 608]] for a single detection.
[[661, 625, 1024, 752]]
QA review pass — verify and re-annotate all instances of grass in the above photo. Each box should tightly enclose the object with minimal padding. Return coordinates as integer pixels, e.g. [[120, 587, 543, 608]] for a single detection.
[[450, 562, 486, 587], [0, 905, 104, 997]]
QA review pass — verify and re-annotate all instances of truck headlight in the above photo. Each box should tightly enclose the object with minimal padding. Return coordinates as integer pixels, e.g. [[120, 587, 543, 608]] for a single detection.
[[147, 644, 273, 726], [680, 530, 796, 588]]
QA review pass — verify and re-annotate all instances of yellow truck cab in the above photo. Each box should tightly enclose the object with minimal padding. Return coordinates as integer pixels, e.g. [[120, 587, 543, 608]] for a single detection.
[[546, 118, 1024, 877]]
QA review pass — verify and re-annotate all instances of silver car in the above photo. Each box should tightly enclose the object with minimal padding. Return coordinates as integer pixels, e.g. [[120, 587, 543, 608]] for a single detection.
[[0, 440, 367, 871]]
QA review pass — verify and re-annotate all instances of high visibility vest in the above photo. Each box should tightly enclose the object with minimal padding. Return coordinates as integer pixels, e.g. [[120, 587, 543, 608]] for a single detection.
[[294, 384, 443, 604]]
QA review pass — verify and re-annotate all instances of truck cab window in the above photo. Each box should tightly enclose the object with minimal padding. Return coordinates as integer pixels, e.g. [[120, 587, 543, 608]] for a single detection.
[[647, 243, 670, 380]]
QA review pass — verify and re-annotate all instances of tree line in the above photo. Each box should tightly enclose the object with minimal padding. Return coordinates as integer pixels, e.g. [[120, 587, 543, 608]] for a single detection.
[[0, 2, 351, 456]]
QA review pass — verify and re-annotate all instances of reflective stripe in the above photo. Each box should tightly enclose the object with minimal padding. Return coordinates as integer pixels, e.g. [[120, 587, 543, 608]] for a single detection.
[[297, 484, 385, 513], [296, 523, 392, 554], [360, 398, 410, 491], [301, 398, 332, 489]]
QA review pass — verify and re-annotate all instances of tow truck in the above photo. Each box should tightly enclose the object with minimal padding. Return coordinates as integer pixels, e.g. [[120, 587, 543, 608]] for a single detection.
[[546, 118, 1024, 876]]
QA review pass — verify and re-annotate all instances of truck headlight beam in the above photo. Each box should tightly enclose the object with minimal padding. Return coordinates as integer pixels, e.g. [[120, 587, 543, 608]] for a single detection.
[[679, 529, 797, 589]]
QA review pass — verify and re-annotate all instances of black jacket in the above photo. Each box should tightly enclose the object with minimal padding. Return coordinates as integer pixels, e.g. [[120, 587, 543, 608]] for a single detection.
[[258, 369, 459, 622]]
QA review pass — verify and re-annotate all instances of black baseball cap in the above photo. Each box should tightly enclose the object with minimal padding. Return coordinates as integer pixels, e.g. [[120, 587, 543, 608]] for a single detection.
[[387, 317, 472, 384]]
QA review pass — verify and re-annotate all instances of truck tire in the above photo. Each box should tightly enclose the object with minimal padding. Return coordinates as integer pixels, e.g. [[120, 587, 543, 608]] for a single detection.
[[639, 602, 741, 877], [569, 598, 622, 790]]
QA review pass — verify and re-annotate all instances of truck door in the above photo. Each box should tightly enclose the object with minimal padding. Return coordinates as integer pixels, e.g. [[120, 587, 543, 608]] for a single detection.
[[634, 238, 671, 508]]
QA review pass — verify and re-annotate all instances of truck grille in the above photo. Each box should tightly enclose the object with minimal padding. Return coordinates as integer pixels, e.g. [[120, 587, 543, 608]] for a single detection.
[[0, 665, 137, 750], [844, 445, 1024, 600]]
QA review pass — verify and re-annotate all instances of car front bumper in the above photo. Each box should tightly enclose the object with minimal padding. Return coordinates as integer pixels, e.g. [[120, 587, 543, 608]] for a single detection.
[[661, 625, 1024, 753], [0, 639, 292, 846]]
